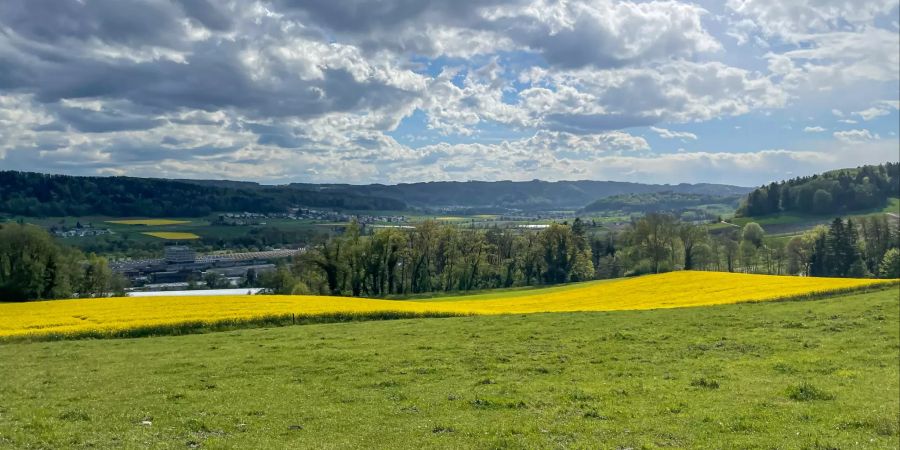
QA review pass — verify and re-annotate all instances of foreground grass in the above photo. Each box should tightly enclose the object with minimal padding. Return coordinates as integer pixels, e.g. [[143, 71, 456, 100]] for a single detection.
[[2, 271, 894, 341], [0, 289, 897, 449]]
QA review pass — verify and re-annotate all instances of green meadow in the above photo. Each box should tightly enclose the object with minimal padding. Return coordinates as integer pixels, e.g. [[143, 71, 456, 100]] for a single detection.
[[1, 289, 897, 449]]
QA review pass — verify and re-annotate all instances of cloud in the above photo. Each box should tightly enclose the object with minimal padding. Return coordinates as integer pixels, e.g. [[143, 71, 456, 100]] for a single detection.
[[726, 0, 896, 38], [833, 128, 878, 143], [853, 100, 900, 120], [650, 126, 698, 140], [277, 0, 720, 67], [803, 126, 826, 133]]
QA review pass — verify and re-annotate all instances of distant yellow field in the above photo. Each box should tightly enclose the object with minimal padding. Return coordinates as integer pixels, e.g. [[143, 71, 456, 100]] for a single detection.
[[0, 272, 894, 340], [141, 232, 200, 240], [106, 219, 191, 226]]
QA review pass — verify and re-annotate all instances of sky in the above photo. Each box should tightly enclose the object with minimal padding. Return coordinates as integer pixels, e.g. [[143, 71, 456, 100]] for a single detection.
[[0, 0, 898, 187]]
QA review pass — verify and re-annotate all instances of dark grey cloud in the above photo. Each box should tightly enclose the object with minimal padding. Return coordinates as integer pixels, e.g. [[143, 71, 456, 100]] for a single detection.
[[173, 0, 233, 31], [53, 105, 166, 133], [0, 0, 186, 46], [272, 0, 514, 33], [273, 0, 715, 68], [248, 123, 312, 148], [1, 33, 419, 122]]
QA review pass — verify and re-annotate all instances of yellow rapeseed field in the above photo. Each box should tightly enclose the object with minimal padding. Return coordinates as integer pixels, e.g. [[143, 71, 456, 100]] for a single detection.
[[106, 219, 191, 226], [0, 271, 894, 340], [142, 232, 201, 240]]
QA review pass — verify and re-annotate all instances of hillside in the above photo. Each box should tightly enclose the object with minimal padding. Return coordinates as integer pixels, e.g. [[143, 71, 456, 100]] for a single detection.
[[581, 191, 742, 214], [1, 288, 896, 448], [0, 171, 406, 217], [289, 180, 752, 211], [0, 171, 752, 217], [738, 162, 899, 218]]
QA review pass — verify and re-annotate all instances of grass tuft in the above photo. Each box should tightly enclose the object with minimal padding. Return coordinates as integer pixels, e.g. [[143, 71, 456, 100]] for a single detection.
[[787, 382, 835, 401]]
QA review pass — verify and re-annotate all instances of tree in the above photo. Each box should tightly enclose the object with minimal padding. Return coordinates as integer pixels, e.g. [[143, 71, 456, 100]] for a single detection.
[[766, 182, 781, 214], [717, 232, 740, 273], [740, 240, 758, 273], [540, 224, 589, 284], [259, 264, 303, 294], [203, 271, 227, 290], [812, 189, 833, 214], [741, 222, 765, 248], [679, 223, 706, 270], [879, 248, 900, 278], [807, 218, 868, 278], [785, 236, 807, 275], [81, 253, 114, 297], [0, 223, 80, 301], [628, 213, 678, 274], [859, 215, 893, 275]]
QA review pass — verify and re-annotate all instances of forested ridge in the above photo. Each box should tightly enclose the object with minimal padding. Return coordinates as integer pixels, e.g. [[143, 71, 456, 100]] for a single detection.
[[0, 171, 405, 217], [290, 180, 752, 210], [738, 162, 900, 217]]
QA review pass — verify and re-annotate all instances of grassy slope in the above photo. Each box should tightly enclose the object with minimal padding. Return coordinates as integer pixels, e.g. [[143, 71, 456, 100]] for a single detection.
[[729, 197, 900, 236], [0, 290, 897, 449]]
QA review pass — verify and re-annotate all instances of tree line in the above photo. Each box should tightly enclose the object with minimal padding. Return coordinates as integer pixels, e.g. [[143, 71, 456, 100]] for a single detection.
[[262, 220, 594, 296], [263, 213, 900, 296], [0, 223, 128, 301], [0, 171, 404, 218], [738, 162, 899, 217]]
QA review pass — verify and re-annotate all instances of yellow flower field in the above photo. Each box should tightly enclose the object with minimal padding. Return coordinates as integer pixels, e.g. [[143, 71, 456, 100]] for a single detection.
[[106, 219, 191, 226], [0, 271, 895, 340], [142, 231, 201, 240]]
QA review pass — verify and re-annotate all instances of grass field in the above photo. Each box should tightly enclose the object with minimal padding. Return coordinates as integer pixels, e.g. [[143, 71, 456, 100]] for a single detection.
[[0, 272, 894, 341], [728, 197, 900, 235], [142, 232, 201, 240], [106, 219, 192, 226], [0, 288, 897, 449]]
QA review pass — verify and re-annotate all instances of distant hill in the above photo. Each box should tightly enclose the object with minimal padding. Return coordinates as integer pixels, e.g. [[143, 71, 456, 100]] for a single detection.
[[288, 180, 751, 211], [0, 172, 405, 218], [0, 171, 752, 218], [737, 162, 900, 217], [581, 191, 743, 214]]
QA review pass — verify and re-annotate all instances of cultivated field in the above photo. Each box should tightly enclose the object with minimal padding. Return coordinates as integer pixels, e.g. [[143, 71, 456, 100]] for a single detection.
[[0, 289, 896, 448], [106, 219, 192, 226], [0, 272, 894, 341], [142, 231, 201, 240]]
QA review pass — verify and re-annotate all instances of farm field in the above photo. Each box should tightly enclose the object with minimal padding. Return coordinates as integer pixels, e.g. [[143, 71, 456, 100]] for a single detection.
[[0, 289, 897, 448], [0, 271, 894, 341], [142, 231, 201, 240], [106, 219, 192, 226]]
